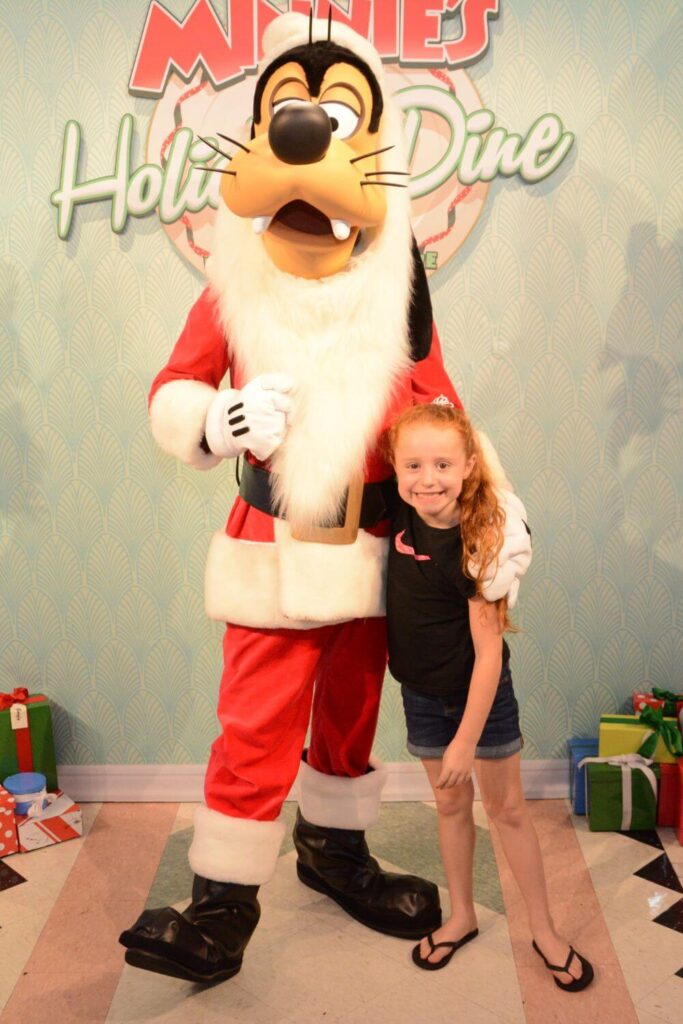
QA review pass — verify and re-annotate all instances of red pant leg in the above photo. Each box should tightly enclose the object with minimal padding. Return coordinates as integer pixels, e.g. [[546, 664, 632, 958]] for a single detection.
[[307, 616, 388, 778], [205, 623, 330, 821]]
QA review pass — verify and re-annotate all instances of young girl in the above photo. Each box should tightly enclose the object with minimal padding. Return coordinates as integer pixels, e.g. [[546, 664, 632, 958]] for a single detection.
[[384, 404, 593, 991]]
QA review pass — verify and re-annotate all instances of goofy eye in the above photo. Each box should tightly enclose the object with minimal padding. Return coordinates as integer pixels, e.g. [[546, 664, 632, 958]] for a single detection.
[[272, 97, 308, 116], [319, 101, 360, 139]]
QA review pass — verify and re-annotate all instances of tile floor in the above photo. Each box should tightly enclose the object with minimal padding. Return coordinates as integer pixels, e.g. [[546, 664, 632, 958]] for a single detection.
[[0, 798, 681, 1024]]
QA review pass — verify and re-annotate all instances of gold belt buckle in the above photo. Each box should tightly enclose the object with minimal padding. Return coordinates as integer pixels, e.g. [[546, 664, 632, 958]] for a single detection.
[[289, 474, 364, 546]]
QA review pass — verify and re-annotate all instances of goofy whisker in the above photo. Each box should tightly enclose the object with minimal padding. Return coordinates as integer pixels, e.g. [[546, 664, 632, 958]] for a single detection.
[[198, 137, 234, 161], [217, 132, 251, 154], [349, 144, 394, 164], [360, 180, 407, 188], [203, 167, 237, 176]]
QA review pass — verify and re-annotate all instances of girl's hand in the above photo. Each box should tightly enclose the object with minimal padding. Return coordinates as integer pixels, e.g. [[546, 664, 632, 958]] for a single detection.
[[437, 737, 476, 788]]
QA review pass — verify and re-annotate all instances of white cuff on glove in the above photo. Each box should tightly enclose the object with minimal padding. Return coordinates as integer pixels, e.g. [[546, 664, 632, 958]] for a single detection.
[[468, 490, 532, 608]]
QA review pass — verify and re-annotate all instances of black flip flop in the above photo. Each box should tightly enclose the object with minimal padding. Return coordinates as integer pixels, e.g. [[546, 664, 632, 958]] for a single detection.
[[532, 940, 594, 992], [411, 927, 479, 971]]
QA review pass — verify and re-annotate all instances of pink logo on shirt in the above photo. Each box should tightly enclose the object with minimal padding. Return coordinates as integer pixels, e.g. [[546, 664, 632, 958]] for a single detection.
[[395, 530, 431, 561]]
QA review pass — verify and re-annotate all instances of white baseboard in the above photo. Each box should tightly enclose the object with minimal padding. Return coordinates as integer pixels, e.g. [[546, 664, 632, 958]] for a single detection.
[[58, 759, 569, 804]]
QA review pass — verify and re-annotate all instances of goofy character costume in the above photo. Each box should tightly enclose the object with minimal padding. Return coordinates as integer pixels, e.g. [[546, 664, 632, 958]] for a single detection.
[[120, 13, 532, 984]]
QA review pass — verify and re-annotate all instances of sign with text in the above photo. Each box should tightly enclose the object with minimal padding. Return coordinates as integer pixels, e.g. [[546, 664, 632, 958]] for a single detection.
[[52, 1, 574, 275]]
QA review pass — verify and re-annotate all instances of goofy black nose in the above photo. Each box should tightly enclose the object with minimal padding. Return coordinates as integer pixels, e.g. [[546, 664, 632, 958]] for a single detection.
[[268, 103, 332, 165]]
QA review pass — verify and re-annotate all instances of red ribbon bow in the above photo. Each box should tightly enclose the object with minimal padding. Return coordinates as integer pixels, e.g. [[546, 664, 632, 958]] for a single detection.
[[0, 687, 30, 710]]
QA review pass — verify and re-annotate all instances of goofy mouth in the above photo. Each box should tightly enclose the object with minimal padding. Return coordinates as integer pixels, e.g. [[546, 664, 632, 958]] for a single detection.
[[252, 200, 354, 242]]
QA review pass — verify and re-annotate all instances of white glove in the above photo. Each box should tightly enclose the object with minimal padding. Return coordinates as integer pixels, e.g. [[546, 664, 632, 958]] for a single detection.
[[467, 490, 532, 608], [205, 373, 294, 461]]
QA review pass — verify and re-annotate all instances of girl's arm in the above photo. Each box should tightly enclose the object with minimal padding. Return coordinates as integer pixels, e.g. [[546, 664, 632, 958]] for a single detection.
[[436, 597, 504, 788]]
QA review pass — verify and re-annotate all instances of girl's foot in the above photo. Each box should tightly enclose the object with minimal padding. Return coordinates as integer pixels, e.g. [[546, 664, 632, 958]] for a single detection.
[[417, 913, 479, 966], [531, 931, 586, 985]]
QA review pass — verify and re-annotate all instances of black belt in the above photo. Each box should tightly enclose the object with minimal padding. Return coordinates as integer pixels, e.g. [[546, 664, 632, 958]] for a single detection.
[[238, 459, 394, 529]]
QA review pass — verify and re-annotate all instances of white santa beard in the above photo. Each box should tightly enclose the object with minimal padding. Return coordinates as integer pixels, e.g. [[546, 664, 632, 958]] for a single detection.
[[207, 183, 414, 529]]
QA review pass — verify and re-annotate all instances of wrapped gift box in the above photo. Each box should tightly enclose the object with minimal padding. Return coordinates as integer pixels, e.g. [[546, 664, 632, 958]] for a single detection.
[[632, 692, 666, 715], [651, 688, 683, 720], [0, 784, 18, 858], [657, 763, 681, 828], [0, 690, 58, 790], [568, 738, 599, 814], [632, 690, 683, 719], [16, 791, 82, 853], [583, 757, 660, 832], [598, 712, 680, 765]]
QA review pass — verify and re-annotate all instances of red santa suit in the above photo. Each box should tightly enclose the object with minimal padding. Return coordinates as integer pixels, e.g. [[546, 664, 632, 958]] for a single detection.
[[148, 226, 463, 878]]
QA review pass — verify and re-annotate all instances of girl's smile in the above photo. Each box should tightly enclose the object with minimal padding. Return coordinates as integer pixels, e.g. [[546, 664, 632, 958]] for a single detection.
[[393, 422, 475, 529]]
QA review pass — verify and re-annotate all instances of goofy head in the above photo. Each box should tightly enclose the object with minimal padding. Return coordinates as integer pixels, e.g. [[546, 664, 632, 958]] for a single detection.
[[216, 12, 416, 282]]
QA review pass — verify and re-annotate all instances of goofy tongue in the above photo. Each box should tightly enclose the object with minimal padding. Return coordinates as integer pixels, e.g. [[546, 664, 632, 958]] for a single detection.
[[275, 200, 334, 235]]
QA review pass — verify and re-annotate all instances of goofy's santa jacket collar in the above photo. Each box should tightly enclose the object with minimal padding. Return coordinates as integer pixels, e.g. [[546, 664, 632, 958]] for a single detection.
[[120, 12, 532, 986]]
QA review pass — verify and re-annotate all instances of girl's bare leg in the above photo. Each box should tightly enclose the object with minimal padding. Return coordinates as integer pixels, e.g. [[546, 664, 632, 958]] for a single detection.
[[417, 758, 479, 965], [475, 752, 582, 983]]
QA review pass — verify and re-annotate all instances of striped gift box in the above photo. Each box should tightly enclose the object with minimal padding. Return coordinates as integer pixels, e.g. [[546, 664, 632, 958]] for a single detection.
[[16, 791, 82, 853]]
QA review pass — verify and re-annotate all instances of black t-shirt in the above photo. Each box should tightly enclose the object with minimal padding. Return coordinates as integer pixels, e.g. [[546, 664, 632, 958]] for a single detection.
[[386, 491, 509, 697]]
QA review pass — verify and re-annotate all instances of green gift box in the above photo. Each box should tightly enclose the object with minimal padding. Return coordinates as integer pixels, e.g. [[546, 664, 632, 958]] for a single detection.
[[0, 689, 58, 791], [581, 755, 660, 832]]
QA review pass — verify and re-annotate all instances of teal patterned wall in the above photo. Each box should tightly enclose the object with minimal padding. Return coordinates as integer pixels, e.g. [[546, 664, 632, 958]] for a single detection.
[[1, 1, 681, 767]]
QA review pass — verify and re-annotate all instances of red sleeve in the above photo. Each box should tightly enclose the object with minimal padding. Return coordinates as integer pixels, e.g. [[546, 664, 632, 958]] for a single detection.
[[410, 323, 464, 410], [148, 287, 230, 407]]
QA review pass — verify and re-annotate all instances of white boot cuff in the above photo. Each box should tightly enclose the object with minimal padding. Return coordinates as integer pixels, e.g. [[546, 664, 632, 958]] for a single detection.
[[188, 805, 287, 884], [297, 757, 387, 830]]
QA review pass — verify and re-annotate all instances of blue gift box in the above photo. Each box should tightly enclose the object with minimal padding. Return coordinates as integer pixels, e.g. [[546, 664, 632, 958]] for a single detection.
[[568, 738, 599, 814]]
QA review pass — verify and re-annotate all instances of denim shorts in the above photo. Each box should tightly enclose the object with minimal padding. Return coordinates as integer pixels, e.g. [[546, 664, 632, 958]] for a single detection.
[[401, 664, 523, 760]]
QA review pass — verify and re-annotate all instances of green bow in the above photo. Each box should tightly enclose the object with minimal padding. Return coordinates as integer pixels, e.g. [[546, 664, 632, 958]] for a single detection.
[[651, 687, 683, 718], [638, 705, 683, 759]]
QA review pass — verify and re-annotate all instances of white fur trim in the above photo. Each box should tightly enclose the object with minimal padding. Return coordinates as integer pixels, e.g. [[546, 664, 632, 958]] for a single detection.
[[205, 530, 317, 629], [468, 490, 532, 607], [188, 805, 287, 884], [150, 380, 220, 469], [275, 519, 387, 622], [204, 527, 388, 628], [298, 756, 387, 830], [260, 13, 384, 85], [475, 430, 511, 491]]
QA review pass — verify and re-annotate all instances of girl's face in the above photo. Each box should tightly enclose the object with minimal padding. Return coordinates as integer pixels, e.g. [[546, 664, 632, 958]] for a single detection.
[[393, 422, 475, 528]]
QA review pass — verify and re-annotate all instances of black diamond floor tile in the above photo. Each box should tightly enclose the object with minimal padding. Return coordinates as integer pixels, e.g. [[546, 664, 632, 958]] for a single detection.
[[620, 829, 664, 851], [0, 858, 26, 891], [634, 853, 683, 894], [653, 897, 683, 934]]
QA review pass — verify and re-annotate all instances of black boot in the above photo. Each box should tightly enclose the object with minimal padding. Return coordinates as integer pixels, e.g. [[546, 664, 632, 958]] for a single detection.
[[119, 875, 260, 984], [293, 810, 441, 939]]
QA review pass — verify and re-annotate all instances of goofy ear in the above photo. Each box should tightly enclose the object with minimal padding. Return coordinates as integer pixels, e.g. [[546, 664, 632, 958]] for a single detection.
[[407, 236, 433, 362]]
